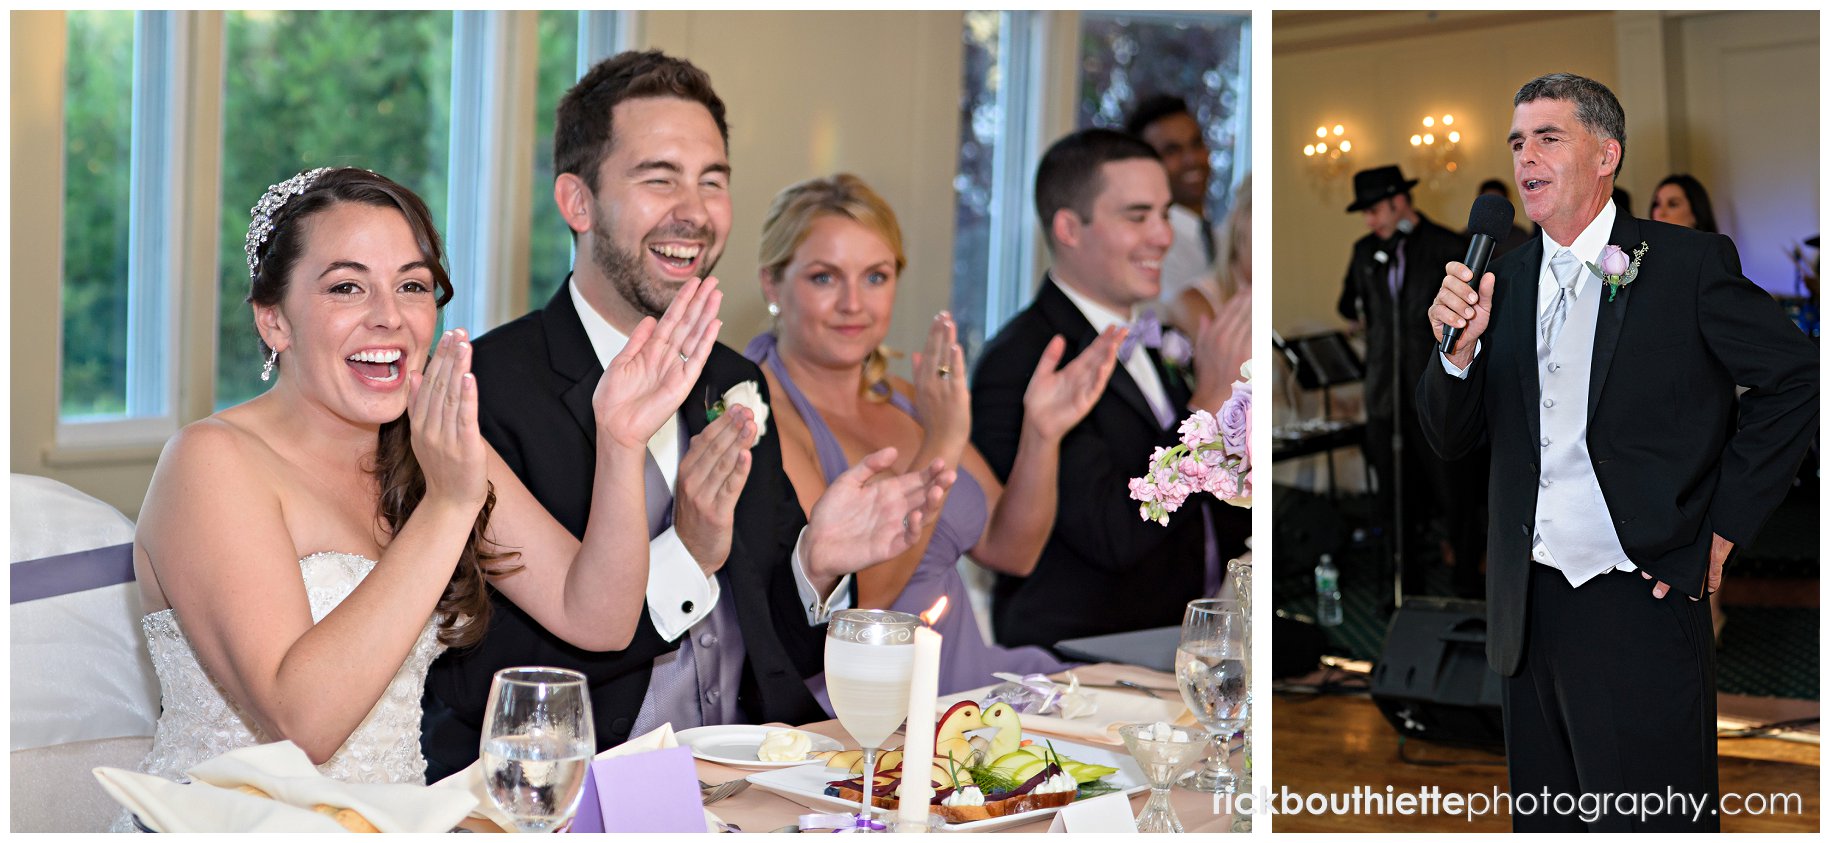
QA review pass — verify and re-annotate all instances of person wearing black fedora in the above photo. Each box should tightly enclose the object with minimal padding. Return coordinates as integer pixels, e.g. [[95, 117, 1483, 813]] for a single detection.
[[1335, 164, 1485, 601]]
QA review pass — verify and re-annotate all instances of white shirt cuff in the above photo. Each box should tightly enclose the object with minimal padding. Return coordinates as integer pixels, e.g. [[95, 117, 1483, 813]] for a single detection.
[[645, 525, 718, 641], [1438, 339, 1482, 379], [791, 527, 851, 625]]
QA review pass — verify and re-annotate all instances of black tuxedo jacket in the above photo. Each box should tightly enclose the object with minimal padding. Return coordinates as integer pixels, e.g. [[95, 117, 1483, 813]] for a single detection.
[[1417, 213, 1818, 676], [1338, 213, 1469, 423], [421, 281, 827, 772], [969, 276, 1251, 649]]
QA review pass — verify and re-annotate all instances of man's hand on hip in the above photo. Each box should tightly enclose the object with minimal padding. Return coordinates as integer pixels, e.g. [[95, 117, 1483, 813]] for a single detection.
[[1639, 533, 1733, 601], [675, 405, 755, 577]]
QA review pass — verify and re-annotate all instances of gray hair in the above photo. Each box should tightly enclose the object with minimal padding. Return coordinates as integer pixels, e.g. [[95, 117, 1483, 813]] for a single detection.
[[1514, 72, 1626, 177]]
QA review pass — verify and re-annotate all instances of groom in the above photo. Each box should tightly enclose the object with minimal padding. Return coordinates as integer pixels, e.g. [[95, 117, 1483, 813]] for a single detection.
[[422, 50, 949, 776], [1419, 73, 1817, 831]]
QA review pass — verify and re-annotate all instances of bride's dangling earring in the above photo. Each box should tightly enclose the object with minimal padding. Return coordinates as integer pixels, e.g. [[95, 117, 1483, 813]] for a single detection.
[[260, 349, 278, 382]]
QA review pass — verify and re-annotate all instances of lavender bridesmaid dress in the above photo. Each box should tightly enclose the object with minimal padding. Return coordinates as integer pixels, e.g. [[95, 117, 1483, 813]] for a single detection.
[[746, 335, 1070, 705]]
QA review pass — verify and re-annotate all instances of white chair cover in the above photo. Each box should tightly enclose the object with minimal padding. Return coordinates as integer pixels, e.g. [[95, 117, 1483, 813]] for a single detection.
[[10, 474, 158, 831]]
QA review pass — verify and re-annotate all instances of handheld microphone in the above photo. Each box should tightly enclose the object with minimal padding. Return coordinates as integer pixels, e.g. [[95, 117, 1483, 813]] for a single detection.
[[1439, 194, 1516, 356]]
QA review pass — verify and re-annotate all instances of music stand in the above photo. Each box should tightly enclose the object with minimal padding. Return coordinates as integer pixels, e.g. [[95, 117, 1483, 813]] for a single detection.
[[1278, 331, 1366, 498]]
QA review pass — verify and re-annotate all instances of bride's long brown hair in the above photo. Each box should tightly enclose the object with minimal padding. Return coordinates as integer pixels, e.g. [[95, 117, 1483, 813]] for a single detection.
[[247, 167, 518, 648]]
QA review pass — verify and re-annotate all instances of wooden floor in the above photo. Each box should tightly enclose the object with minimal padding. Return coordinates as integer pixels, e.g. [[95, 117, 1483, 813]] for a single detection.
[[1271, 692, 1819, 832]]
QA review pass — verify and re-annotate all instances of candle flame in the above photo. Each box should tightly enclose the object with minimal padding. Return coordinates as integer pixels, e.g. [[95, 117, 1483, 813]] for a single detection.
[[921, 595, 949, 626]]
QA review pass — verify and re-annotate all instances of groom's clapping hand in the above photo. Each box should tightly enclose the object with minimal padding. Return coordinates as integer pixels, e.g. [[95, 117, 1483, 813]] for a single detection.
[[674, 405, 755, 577]]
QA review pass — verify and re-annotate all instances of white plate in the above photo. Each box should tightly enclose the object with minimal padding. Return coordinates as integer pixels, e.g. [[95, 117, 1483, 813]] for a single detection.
[[675, 725, 843, 770], [744, 734, 1146, 832]]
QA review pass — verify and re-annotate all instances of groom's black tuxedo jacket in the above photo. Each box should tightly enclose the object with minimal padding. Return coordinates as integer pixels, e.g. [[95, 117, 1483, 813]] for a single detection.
[[1417, 213, 1818, 676], [421, 280, 827, 773], [969, 276, 1251, 649]]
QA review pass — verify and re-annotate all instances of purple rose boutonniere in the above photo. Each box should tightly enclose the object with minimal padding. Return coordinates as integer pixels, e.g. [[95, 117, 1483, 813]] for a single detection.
[[1587, 241, 1649, 302], [1159, 329, 1193, 387]]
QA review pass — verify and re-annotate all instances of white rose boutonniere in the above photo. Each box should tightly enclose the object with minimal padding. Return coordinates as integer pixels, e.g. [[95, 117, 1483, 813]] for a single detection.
[[708, 380, 769, 445]]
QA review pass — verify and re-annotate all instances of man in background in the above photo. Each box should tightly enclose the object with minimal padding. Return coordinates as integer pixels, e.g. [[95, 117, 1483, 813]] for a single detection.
[[971, 128, 1250, 649], [1336, 164, 1483, 600]]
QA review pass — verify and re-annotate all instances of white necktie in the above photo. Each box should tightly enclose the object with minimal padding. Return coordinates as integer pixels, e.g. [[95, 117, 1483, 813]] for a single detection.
[[1541, 249, 1581, 350]]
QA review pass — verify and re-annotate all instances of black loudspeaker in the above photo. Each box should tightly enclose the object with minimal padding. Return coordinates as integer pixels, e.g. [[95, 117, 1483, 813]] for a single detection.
[[1270, 613, 1329, 679], [1369, 596, 1504, 748]]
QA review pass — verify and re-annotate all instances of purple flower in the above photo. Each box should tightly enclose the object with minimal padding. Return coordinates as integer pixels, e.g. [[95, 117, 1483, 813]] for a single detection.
[[1216, 381, 1252, 458], [1599, 244, 1629, 276], [1160, 330, 1193, 367]]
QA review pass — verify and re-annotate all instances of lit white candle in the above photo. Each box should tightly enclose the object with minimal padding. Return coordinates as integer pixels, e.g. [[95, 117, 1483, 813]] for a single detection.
[[897, 597, 947, 832]]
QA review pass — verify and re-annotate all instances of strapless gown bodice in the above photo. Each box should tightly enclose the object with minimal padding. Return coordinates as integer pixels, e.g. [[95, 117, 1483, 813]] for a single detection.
[[126, 551, 445, 791]]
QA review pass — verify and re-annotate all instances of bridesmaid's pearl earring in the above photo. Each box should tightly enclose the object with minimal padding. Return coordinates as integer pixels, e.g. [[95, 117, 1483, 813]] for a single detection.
[[767, 301, 780, 318]]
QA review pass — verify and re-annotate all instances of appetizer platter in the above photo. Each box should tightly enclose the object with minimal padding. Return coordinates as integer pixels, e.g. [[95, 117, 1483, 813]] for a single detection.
[[745, 701, 1145, 831]]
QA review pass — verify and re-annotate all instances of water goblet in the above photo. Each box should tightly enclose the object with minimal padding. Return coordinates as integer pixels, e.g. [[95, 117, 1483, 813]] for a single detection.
[[824, 609, 920, 830], [480, 667, 595, 833], [1175, 598, 1248, 794], [1118, 722, 1208, 833]]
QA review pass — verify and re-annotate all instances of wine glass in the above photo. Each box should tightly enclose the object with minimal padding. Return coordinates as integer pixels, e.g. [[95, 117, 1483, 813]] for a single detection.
[[1175, 598, 1248, 794], [1118, 722, 1208, 833], [824, 609, 920, 829], [480, 667, 595, 833]]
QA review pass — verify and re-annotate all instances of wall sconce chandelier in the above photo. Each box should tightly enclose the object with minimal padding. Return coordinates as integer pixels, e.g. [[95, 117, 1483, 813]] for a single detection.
[[1410, 113, 1462, 177], [1302, 122, 1354, 187]]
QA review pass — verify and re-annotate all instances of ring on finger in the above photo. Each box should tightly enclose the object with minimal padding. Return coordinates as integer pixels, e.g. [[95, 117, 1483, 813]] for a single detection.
[[937, 365, 952, 380], [679, 352, 690, 364]]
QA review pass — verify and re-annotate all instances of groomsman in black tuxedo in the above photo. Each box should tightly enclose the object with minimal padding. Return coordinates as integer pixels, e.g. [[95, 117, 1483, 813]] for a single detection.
[[970, 129, 1251, 650], [1420, 73, 1817, 831], [421, 51, 950, 775]]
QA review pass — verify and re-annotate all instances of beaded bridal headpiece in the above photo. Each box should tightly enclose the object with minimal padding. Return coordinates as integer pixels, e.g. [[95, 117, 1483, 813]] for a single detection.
[[244, 167, 332, 278]]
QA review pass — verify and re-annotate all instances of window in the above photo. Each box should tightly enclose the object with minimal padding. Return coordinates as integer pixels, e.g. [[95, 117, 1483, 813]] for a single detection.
[[948, 11, 1251, 361], [214, 11, 454, 409], [1077, 12, 1251, 224], [59, 11, 136, 419], [527, 11, 583, 312]]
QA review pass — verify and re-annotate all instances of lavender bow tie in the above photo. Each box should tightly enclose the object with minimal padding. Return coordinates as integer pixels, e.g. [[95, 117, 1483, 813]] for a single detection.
[[1118, 310, 1163, 361]]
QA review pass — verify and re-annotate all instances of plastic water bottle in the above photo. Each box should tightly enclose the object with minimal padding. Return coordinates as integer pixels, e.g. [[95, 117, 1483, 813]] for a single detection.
[[1315, 554, 1343, 627]]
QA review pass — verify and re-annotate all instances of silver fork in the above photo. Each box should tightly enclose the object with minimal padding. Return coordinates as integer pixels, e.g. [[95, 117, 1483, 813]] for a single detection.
[[700, 778, 751, 805]]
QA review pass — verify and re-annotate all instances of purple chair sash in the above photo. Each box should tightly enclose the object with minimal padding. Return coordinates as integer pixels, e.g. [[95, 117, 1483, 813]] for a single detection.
[[10, 542, 135, 603]]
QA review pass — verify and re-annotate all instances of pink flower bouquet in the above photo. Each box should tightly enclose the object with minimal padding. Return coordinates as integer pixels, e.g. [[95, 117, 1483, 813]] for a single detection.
[[1129, 361, 1253, 524]]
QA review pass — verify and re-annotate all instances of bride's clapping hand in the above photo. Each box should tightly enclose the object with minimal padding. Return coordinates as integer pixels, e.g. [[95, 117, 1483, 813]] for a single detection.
[[593, 276, 723, 449], [1021, 326, 1125, 441], [408, 329, 489, 512]]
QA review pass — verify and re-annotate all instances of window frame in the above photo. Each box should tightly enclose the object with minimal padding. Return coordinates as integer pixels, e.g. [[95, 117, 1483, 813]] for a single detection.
[[50, 10, 629, 452], [54, 10, 187, 449]]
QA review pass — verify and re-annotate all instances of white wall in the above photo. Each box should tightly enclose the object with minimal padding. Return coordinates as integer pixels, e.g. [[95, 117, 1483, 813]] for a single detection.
[[1670, 11, 1819, 295]]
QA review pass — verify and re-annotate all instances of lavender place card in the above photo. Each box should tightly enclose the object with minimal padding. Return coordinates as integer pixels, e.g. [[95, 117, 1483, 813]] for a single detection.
[[566, 745, 704, 833]]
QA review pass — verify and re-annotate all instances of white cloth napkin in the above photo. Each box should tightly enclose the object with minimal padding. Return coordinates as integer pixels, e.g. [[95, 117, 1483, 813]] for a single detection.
[[95, 741, 476, 832], [938, 684, 1195, 746], [434, 723, 722, 832]]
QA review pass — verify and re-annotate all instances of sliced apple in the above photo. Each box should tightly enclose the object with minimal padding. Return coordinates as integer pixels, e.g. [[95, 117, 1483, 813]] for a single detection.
[[826, 749, 864, 770], [936, 700, 984, 744], [980, 702, 1022, 760]]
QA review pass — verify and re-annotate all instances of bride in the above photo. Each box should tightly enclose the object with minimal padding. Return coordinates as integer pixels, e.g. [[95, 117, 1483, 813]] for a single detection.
[[120, 167, 718, 804]]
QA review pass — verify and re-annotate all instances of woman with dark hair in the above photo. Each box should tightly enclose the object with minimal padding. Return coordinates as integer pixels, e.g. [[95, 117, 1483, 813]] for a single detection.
[[118, 168, 719, 807], [1650, 173, 1720, 234], [745, 173, 1124, 698]]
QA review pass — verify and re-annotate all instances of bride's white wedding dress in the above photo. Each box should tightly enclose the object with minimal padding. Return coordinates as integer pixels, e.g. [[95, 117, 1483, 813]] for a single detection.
[[111, 552, 445, 831]]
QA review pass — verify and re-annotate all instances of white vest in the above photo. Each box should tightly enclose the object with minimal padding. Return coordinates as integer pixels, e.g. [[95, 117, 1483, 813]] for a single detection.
[[1532, 272, 1633, 585]]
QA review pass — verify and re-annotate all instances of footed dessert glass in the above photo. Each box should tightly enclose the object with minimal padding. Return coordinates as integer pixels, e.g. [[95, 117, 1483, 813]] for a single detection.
[[1118, 723, 1207, 833]]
